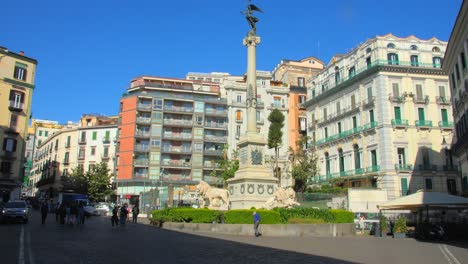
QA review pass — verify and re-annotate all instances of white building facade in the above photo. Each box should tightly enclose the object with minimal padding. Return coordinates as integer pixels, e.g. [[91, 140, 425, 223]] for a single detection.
[[305, 34, 460, 200]]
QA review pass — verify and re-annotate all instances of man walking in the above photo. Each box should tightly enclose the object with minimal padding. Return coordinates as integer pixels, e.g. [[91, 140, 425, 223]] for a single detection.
[[253, 211, 261, 237], [40, 201, 48, 224], [111, 206, 119, 227], [132, 205, 139, 223]]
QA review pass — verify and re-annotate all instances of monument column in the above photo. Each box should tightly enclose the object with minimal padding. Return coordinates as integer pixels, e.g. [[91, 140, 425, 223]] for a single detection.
[[244, 35, 260, 134]]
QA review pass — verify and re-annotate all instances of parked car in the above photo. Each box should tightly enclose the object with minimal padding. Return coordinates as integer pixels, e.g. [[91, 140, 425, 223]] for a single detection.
[[94, 203, 111, 216], [1, 200, 30, 223], [83, 204, 97, 217]]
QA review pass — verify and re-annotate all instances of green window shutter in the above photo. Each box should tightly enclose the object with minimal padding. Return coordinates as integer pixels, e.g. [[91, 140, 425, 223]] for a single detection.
[[39, 130, 42, 136], [105, 131, 110, 139], [441, 109, 448, 122], [401, 178, 408, 196], [92, 132, 97, 140], [369, 110, 375, 123], [45, 131, 48, 137], [352, 116, 357, 129], [418, 108, 425, 121], [104, 147, 109, 157], [394, 107, 401, 120]]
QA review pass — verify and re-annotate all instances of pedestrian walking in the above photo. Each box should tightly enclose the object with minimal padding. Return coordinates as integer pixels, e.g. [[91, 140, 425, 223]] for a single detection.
[[120, 203, 128, 226], [253, 211, 261, 237], [132, 205, 139, 223], [111, 206, 119, 227], [41, 202, 48, 224], [59, 203, 66, 224], [77, 202, 85, 225], [55, 202, 60, 222], [65, 203, 71, 224]]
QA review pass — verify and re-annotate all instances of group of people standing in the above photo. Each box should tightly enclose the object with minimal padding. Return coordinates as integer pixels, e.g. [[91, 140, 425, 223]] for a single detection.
[[111, 203, 139, 227], [40, 201, 86, 225]]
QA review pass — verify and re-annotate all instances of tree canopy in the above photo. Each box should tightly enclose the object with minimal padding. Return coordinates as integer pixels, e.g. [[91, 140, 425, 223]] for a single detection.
[[289, 136, 319, 193]]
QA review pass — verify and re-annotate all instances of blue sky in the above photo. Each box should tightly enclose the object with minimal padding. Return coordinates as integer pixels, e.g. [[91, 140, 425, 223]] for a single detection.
[[1, 0, 462, 124]]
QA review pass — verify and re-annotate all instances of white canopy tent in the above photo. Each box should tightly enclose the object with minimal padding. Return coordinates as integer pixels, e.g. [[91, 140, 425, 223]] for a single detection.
[[378, 190, 468, 210]]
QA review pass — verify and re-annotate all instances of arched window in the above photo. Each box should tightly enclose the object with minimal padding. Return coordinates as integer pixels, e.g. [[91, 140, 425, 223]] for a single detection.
[[235, 110, 242, 121], [433, 57, 443, 68], [354, 144, 361, 171], [387, 53, 399, 65], [349, 66, 356, 78], [335, 66, 341, 84], [338, 148, 345, 173], [366, 47, 372, 54], [432, 47, 441, 52], [387, 43, 396, 49], [325, 152, 331, 176], [410, 45, 418, 51]]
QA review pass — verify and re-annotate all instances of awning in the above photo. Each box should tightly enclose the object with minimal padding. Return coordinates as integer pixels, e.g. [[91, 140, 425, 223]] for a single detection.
[[378, 190, 468, 210]]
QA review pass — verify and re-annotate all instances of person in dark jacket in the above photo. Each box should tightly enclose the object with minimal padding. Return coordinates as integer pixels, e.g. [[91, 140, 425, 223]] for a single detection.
[[132, 205, 139, 223], [41, 202, 49, 224], [111, 206, 119, 227], [120, 204, 128, 226], [253, 211, 261, 237]]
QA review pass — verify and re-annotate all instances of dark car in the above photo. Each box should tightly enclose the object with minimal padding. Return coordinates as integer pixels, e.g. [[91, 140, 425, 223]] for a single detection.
[[1, 200, 30, 223]]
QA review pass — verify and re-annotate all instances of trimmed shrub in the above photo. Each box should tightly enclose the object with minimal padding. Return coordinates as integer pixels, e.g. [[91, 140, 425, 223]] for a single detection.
[[224, 209, 281, 224], [151, 208, 221, 223], [329, 209, 354, 223], [393, 216, 408, 233], [274, 208, 335, 223], [287, 218, 326, 224]]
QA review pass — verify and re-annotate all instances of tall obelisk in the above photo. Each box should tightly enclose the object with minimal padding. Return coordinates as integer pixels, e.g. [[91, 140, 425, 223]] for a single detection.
[[227, 2, 278, 209]]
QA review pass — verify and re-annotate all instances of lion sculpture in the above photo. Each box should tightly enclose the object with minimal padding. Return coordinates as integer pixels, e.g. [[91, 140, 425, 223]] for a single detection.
[[261, 187, 300, 210], [196, 181, 230, 210]]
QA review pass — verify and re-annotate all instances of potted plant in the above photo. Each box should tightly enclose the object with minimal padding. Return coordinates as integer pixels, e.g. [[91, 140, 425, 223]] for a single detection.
[[393, 216, 408, 238], [380, 214, 389, 237]]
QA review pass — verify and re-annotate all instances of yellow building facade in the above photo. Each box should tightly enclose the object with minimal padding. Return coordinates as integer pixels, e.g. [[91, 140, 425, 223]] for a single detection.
[[0, 47, 37, 201]]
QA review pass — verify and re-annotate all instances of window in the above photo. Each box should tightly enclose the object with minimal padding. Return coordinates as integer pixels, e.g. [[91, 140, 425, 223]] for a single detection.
[[66, 136, 71, 147], [339, 149, 344, 172], [13, 66, 27, 81], [324, 127, 328, 138], [337, 122, 342, 134], [298, 95, 306, 104], [366, 57, 372, 68], [151, 124, 162, 137], [410, 55, 419, 66], [369, 109, 375, 123], [447, 179, 457, 195], [91, 147, 96, 156], [195, 115, 203, 125], [439, 86, 446, 98], [150, 152, 160, 162], [418, 108, 425, 121], [325, 152, 330, 175], [410, 45, 418, 50], [335, 67, 341, 84], [80, 131, 86, 142], [153, 99, 163, 110], [394, 107, 402, 120], [64, 152, 69, 163], [392, 83, 400, 96], [354, 145, 361, 169], [461, 52, 466, 70], [92, 132, 97, 140], [297, 77, 305, 87], [367, 86, 373, 100], [151, 139, 161, 148], [422, 147, 430, 168], [10, 114, 18, 130], [79, 148, 85, 158], [193, 128, 203, 140], [63, 169, 68, 176], [299, 117, 306, 131], [336, 101, 341, 114], [351, 95, 356, 109], [387, 53, 399, 65], [432, 47, 441, 52], [38, 130, 43, 136], [349, 67, 356, 78], [416, 84, 423, 99], [425, 178, 433, 190], [236, 95, 242, 103], [37, 140, 42, 146], [0, 162, 11, 173], [433, 57, 442, 68], [397, 148, 406, 165], [401, 178, 408, 196], [45, 131, 49, 137], [103, 147, 109, 158], [387, 43, 396, 49], [194, 102, 204, 113], [236, 125, 241, 138], [352, 116, 357, 129], [9, 90, 24, 110], [105, 131, 110, 140], [451, 73, 457, 89], [455, 64, 461, 80], [235, 110, 242, 121], [323, 108, 327, 120], [3, 138, 17, 152], [194, 143, 203, 151]]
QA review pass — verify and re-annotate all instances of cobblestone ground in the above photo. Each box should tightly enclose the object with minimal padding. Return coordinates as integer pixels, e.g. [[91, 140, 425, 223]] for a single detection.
[[1, 211, 467, 264]]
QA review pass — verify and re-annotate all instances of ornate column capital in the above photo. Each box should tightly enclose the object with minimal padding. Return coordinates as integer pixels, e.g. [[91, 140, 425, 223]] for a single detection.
[[243, 35, 261, 47]]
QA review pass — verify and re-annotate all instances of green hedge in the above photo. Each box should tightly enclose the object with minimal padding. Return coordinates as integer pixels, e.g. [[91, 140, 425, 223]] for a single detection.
[[330, 209, 354, 223], [274, 208, 335, 223], [151, 208, 221, 223], [224, 210, 281, 224]]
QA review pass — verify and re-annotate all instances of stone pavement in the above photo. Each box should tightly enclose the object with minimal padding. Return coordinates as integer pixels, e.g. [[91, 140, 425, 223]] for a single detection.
[[1, 211, 467, 264]]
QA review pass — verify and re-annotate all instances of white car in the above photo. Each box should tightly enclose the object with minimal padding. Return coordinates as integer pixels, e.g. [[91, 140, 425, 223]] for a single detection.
[[94, 203, 111, 216]]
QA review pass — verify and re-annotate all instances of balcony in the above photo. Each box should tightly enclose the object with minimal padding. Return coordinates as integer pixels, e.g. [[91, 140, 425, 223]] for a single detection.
[[135, 131, 150, 138], [315, 166, 380, 183], [102, 137, 111, 144], [395, 164, 413, 171], [438, 121, 453, 130], [413, 95, 429, 104], [389, 95, 405, 103], [161, 160, 191, 168], [161, 147, 192, 154], [137, 103, 152, 111], [163, 133, 192, 141], [256, 118, 264, 124], [204, 135, 227, 143], [231, 100, 246, 107], [204, 149, 224, 156], [268, 103, 287, 111], [63, 159, 69, 165], [134, 159, 149, 167], [362, 121, 378, 131], [391, 119, 409, 128], [205, 109, 228, 117], [204, 122, 228, 130], [164, 106, 194, 114], [78, 139, 87, 145], [416, 164, 438, 172], [362, 96, 376, 108], [8, 101, 24, 112], [136, 117, 151, 124], [101, 155, 110, 161], [366, 165, 380, 174], [442, 165, 459, 172], [65, 143, 71, 149], [203, 162, 220, 169], [163, 119, 193, 127], [134, 173, 148, 178], [436, 96, 451, 105], [314, 127, 362, 147], [78, 155, 85, 160], [415, 120, 432, 129], [134, 144, 150, 152]]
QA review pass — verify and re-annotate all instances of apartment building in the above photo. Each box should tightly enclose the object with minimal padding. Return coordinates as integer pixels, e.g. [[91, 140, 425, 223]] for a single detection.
[[272, 57, 325, 151], [31, 115, 118, 199], [116, 76, 227, 206], [444, 0, 468, 195], [0, 47, 37, 201], [305, 34, 459, 200]]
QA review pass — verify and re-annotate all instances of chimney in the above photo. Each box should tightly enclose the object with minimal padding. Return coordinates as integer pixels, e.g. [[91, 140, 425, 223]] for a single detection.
[[19, 51, 25, 56]]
